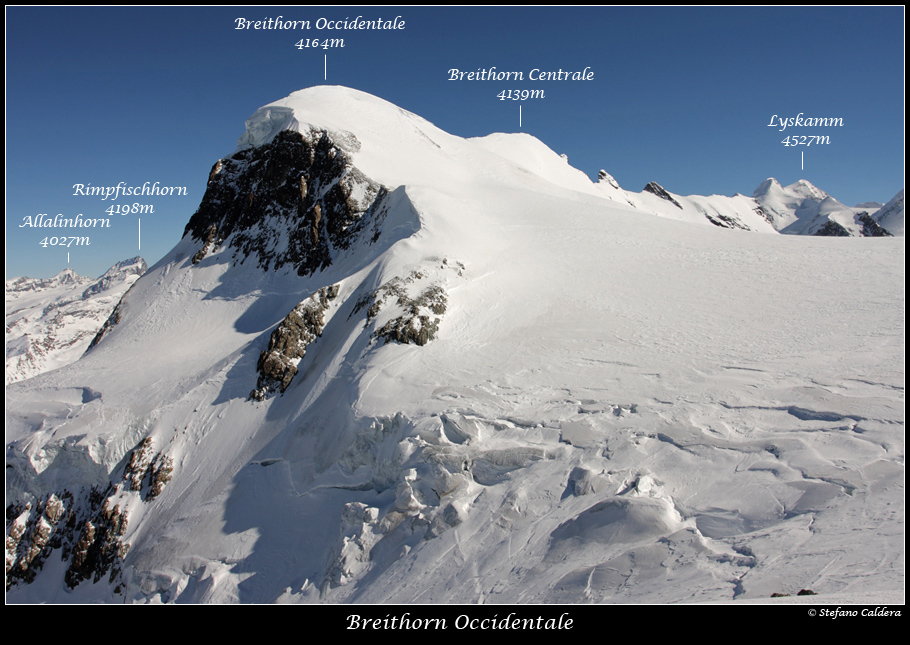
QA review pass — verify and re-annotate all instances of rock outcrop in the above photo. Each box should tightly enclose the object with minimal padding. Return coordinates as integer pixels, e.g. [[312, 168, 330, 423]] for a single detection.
[[86, 301, 124, 351], [354, 267, 458, 347], [643, 181, 683, 209], [251, 285, 340, 400], [5, 437, 173, 592], [704, 212, 750, 230], [597, 169, 621, 190], [857, 212, 893, 237], [813, 220, 851, 237], [184, 129, 388, 276]]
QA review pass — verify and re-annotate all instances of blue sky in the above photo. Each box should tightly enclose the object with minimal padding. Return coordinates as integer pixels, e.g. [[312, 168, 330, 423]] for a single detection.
[[6, 6, 904, 279]]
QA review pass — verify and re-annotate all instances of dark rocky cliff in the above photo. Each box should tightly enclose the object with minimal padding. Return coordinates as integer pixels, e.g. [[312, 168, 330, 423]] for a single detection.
[[184, 129, 389, 276]]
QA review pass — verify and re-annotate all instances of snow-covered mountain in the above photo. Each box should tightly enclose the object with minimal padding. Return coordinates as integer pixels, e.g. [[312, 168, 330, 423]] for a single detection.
[[754, 178, 897, 237], [5, 87, 904, 604], [871, 189, 905, 237], [5, 257, 147, 384], [595, 172, 901, 237]]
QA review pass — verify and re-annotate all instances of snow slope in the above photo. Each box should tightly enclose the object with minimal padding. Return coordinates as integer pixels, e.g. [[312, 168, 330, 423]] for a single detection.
[[5, 87, 904, 604]]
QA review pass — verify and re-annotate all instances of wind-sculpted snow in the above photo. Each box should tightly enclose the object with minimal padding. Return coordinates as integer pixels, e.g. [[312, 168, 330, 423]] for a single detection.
[[235, 105, 300, 150], [4, 86, 904, 604]]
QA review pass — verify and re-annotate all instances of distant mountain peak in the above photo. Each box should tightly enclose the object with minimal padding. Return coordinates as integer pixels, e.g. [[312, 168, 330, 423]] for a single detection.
[[55, 268, 81, 282], [753, 177, 782, 198], [81, 257, 148, 299], [6, 257, 146, 383], [752, 178, 828, 202], [6, 268, 92, 295], [786, 178, 829, 201]]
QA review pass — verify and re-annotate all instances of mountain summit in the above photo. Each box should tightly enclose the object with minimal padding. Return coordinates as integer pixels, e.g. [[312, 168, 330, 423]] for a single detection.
[[5, 87, 904, 604]]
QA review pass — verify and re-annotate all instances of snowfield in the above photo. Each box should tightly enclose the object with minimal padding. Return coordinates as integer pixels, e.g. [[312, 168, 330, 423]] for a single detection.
[[5, 87, 903, 604]]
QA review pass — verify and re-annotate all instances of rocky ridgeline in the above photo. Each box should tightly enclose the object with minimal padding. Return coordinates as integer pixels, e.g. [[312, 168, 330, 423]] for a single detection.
[[753, 205, 775, 225], [814, 220, 852, 237], [857, 212, 893, 237], [705, 212, 750, 230], [80, 257, 147, 299], [643, 181, 682, 209], [251, 285, 340, 400], [185, 129, 389, 276], [5, 437, 172, 592], [5, 269, 91, 295], [86, 301, 124, 351], [597, 169, 621, 190], [81, 261, 147, 354], [813, 213, 892, 237]]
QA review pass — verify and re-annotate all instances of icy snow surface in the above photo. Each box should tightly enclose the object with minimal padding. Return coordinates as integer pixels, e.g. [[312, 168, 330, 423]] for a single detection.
[[5, 87, 904, 604]]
